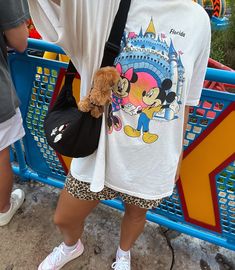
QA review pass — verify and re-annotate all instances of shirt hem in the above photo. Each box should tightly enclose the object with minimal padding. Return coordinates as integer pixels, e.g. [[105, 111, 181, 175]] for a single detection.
[[104, 182, 174, 200], [70, 169, 92, 184], [0, 109, 18, 124], [0, 130, 25, 151], [70, 170, 174, 200], [185, 100, 200, 106]]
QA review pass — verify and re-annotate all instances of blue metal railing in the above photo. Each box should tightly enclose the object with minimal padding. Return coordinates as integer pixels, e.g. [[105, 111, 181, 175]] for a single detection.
[[8, 39, 235, 251]]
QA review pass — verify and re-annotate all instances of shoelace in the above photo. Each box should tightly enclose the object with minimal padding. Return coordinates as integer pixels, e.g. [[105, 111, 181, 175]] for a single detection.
[[48, 244, 65, 266], [111, 257, 130, 270]]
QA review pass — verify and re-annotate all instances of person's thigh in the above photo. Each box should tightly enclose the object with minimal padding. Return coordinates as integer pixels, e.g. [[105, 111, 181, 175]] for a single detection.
[[54, 188, 99, 225]]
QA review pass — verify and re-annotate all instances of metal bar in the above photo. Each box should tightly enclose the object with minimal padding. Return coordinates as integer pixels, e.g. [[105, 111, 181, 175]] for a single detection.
[[12, 165, 64, 189], [27, 38, 65, 55], [14, 141, 28, 176], [201, 88, 235, 102], [206, 68, 235, 85]]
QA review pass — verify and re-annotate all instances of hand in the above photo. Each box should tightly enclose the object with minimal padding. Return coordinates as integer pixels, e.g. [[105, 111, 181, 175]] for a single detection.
[[122, 103, 141, 115], [132, 105, 142, 115]]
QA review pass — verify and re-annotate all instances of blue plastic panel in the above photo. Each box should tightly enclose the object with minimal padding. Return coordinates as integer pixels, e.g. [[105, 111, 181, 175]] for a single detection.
[[9, 51, 68, 180]]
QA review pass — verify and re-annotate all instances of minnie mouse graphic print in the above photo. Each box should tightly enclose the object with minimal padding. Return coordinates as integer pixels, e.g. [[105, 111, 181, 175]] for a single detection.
[[28, 0, 211, 200]]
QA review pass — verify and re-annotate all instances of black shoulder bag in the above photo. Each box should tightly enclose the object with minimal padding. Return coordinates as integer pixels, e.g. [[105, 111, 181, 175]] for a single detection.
[[44, 0, 131, 158]]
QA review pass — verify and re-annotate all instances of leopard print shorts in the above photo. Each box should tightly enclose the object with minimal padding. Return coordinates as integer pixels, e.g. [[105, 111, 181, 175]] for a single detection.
[[65, 172, 163, 209]]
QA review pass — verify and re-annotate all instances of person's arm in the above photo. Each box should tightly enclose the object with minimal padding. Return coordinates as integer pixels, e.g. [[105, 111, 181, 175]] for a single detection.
[[175, 105, 190, 183], [0, 0, 30, 52], [4, 22, 28, 53]]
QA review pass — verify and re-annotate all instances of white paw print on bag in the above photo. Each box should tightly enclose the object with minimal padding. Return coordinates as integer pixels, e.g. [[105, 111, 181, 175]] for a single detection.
[[50, 124, 68, 143]]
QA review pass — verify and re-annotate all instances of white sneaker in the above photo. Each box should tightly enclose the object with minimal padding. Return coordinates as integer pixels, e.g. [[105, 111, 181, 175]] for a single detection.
[[38, 240, 84, 270], [111, 256, 131, 270], [0, 188, 25, 226]]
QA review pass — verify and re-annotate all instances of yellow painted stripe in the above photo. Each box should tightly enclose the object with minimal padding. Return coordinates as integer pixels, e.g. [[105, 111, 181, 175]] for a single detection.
[[181, 110, 235, 225]]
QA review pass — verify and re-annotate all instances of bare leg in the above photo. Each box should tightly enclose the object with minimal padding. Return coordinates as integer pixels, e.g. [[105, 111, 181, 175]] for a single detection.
[[54, 189, 99, 246], [0, 147, 13, 212], [119, 203, 148, 251]]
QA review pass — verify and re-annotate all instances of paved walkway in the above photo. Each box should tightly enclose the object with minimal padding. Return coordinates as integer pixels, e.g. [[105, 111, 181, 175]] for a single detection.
[[0, 179, 234, 270]]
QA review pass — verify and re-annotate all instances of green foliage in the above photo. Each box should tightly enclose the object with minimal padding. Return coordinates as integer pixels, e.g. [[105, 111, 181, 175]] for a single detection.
[[210, 30, 226, 64], [210, 2, 235, 69], [223, 3, 235, 69]]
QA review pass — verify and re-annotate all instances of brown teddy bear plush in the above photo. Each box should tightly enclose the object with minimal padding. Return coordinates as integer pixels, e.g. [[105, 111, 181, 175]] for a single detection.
[[78, 66, 120, 118]]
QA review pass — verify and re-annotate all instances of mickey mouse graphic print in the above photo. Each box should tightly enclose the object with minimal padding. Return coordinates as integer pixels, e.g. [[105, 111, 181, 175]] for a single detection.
[[108, 18, 185, 144]]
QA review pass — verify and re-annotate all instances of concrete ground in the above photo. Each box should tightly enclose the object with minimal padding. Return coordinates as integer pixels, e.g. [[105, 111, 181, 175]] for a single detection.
[[0, 178, 234, 270]]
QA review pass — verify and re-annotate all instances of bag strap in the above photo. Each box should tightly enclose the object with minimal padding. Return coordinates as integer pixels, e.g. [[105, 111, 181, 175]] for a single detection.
[[101, 0, 131, 67], [64, 60, 77, 86], [65, 0, 131, 81]]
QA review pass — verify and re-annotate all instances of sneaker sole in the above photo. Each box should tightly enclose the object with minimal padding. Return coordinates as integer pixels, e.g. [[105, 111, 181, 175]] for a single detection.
[[38, 243, 84, 270], [0, 194, 25, 226]]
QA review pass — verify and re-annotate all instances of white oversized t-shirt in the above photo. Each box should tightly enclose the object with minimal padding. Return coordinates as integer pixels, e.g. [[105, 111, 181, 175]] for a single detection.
[[28, 0, 211, 200]]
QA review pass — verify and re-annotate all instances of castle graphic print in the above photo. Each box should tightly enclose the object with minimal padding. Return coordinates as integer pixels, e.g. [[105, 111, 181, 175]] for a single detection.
[[107, 18, 185, 144]]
